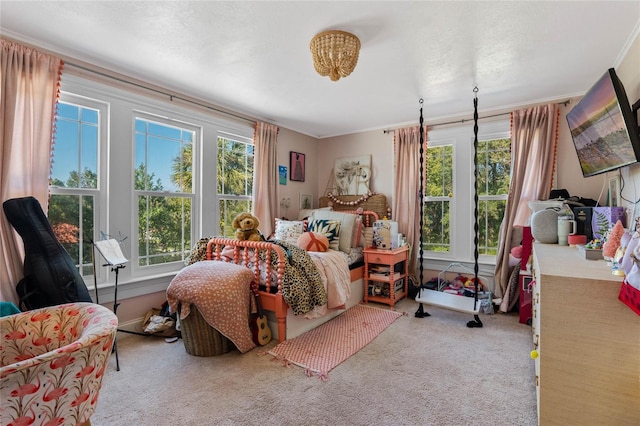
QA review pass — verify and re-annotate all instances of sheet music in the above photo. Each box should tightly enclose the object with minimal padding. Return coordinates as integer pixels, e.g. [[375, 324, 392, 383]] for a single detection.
[[94, 239, 128, 266]]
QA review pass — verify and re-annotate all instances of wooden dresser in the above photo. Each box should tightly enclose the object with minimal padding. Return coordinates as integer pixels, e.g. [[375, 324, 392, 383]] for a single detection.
[[532, 243, 640, 425]]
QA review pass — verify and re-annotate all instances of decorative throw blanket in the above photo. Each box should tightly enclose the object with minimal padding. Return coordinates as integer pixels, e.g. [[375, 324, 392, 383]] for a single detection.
[[263, 240, 327, 316], [166, 261, 256, 353], [304, 250, 352, 319], [186, 238, 328, 316]]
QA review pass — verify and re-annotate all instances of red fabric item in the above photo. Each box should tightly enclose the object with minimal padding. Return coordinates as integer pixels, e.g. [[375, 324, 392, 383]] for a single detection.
[[510, 245, 523, 258], [619, 279, 640, 316]]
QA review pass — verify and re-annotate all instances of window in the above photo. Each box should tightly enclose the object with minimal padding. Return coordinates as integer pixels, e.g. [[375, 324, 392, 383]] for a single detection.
[[476, 138, 510, 255], [217, 135, 254, 237], [49, 96, 107, 278], [423, 121, 510, 264], [48, 74, 254, 296], [424, 145, 452, 252], [134, 116, 197, 267]]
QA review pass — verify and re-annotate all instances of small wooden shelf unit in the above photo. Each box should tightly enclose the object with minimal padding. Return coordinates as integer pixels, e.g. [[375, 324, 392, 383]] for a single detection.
[[363, 246, 408, 308]]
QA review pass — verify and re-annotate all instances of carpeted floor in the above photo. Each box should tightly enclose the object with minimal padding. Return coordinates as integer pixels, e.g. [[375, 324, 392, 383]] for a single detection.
[[91, 298, 537, 425]]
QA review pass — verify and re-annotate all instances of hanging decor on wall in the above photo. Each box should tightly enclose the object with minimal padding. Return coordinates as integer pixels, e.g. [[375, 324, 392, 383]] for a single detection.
[[290, 152, 305, 182], [326, 191, 375, 206], [278, 166, 287, 185], [333, 155, 371, 195], [300, 194, 312, 209]]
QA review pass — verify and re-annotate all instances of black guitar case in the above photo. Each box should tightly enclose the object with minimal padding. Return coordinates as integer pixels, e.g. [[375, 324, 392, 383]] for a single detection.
[[3, 196, 92, 310]]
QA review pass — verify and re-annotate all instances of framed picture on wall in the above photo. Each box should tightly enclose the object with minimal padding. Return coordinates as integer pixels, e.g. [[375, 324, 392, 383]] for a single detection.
[[278, 165, 287, 185], [300, 194, 312, 209], [334, 155, 371, 195], [290, 151, 305, 182]]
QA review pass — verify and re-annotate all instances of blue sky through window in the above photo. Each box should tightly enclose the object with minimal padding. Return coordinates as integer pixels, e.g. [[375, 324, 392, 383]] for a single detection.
[[135, 118, 193, 193], [51, 103, 194, 193], [51, 103, 98, 188]]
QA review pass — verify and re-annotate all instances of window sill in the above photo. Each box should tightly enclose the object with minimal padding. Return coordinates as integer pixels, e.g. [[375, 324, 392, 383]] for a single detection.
[[89, 271, 178, 304], [419, 258, 496, 282]]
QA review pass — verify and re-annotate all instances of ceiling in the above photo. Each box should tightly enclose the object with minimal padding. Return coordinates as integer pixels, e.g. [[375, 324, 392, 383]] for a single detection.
[[1, 1, 639, 138]]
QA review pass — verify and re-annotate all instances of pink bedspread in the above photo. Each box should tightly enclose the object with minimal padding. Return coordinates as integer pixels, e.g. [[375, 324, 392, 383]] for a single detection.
[[304, 250, 352, 319], [166, 261, 256, 353]]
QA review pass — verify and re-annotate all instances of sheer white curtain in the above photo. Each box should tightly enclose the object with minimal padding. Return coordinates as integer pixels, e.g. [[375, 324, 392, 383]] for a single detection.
[[494, 104, 559, 309], [393, 125, 424, 277], [252, 122, 279, 238], [1, 39, 63, 304]]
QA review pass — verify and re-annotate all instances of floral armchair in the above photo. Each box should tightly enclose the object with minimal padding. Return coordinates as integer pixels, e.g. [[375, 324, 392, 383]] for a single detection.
[[1, 302, 118, 426]]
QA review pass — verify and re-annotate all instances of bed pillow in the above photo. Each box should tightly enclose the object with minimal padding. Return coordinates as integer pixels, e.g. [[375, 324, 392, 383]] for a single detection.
[[361, 226, 374, 248], [310, 210, 357, 254], [308, 219, 341, 251], [273, 218, 307, 245], [297, 206, 332, 221], [352, 216, 363, 247], [297, 232, 329, 252]]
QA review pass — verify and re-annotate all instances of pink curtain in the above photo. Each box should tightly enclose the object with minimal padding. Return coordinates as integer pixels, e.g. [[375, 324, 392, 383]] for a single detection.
[[0, 39, 63, 304], [393, 125, 424, 277], [252, 122, 279, 238], [494, 104, 559, 308]]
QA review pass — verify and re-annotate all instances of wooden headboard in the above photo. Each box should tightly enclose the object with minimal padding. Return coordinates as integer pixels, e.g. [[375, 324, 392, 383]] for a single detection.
[[318, 193, 390, 221]]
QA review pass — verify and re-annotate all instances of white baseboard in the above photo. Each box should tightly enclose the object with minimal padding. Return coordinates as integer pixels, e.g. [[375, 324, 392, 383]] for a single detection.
[[115, 317, 145, 339]]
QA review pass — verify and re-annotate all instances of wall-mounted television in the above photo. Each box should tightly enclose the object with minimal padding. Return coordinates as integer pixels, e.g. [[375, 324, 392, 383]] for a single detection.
[[566, 68, 640, 178]]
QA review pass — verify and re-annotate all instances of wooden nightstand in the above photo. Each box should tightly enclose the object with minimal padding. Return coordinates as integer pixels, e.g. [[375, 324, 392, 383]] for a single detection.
[[363, 246, 408, 308]]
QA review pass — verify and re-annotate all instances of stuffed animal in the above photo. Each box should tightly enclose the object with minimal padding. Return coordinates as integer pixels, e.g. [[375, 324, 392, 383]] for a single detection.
[[232, 212, 263, 241]]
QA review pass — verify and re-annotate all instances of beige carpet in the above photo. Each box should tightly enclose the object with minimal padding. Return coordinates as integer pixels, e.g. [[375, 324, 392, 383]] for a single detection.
[[91, 298, 537, 425]]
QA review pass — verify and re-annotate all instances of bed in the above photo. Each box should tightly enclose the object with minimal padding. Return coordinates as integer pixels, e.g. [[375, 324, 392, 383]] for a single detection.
[[205, 194, 389, 341]]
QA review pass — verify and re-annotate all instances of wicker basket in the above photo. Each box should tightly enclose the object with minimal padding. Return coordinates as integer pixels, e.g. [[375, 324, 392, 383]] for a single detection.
[[179, 304, 234, 356]]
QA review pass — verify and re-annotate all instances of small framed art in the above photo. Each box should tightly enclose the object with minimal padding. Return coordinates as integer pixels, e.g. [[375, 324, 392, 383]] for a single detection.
[[290, 151, 305, 182], [278, 165, 287, 185], [300, 194, 312, 210]]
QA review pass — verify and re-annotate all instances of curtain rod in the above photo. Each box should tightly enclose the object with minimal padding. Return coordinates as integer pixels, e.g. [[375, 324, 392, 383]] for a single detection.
[[382, 99, 572, 134], [66, 62, 256, 125]]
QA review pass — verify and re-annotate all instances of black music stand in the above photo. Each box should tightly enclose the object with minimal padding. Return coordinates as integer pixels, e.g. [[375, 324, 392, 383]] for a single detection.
[[93, 239, 128, 371]]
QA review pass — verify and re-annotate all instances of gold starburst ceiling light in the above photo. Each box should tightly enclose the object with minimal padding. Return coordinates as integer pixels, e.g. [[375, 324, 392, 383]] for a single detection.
[[310, 30, 360, 81]]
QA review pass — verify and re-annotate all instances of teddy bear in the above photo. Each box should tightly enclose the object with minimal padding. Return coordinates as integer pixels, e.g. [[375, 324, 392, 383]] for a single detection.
[[232, 212, 263, 241]]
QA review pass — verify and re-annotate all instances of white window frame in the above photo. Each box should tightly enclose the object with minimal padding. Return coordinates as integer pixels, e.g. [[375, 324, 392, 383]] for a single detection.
[[49, 92, 109, 284], [424, 119, 510, 269], [59, 73, 254, 301], [423, 141, 454, 254], [217, 132, 254, 237], [475, 135, 510, 257], [131, 111, 201, 274]]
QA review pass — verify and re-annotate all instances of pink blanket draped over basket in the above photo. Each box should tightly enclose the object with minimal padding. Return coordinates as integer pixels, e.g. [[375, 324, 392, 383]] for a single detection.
[[167, 261, 256, 353]]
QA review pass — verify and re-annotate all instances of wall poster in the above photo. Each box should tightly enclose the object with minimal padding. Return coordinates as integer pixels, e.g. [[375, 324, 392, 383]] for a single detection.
[[290, 152, 305, 182], [334, 155, 371, 195]]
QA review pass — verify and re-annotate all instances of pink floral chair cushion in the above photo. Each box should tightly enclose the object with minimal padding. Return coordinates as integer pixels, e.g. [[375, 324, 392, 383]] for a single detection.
[[1, 302, 118, 426]]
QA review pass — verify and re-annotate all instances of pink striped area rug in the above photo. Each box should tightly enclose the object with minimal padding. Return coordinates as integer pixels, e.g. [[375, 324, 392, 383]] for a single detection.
[[267, 304, 403, 380]]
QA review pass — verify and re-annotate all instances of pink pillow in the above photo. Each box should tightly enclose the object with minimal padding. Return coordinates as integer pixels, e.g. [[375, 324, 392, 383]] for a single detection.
[[510, 245, 523, 258], [297, 232, 329, 252]]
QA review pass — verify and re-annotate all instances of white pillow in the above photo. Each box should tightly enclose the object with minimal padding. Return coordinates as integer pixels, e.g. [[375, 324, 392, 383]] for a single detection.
[[274, 218, 306, 245], [311, 210, 357, 254], [361, 227, 374, 248], [297, 206, 332, 221]]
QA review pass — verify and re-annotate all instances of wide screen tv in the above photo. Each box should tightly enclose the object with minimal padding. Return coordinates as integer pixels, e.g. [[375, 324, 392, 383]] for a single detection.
[[566, 68, 640, 178]]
